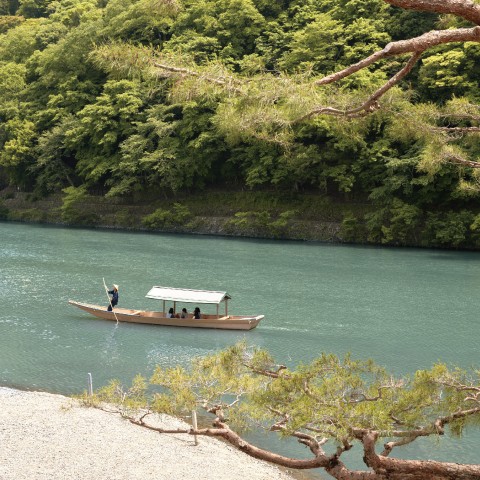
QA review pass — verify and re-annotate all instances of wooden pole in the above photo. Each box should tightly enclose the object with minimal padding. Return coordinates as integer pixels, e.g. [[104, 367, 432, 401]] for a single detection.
[[87, 373, 93, 396], [192, 410, 199, 446]]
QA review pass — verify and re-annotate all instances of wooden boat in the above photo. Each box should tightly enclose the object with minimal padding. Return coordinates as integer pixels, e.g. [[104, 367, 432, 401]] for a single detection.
[[69, 286, 264, 330]]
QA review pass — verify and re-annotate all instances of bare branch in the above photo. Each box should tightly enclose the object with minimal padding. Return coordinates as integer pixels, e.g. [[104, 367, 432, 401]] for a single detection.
[[381, 435, 425, 456], [443, 152, 480, 168], [297, 52, 422, 121], [131, 411, 329, 469], [342, 379, 404, 404], [362, 430, 480, 478], [242, 363, 288, 378], [129, 417, 192, 434], [326, 462, 382, 480], [435, 379, 480, 394], [432, 127, 480, 133], [316, 27, 480, 86], [385, 0, 480, 25], [303, 3, 480, 123], [355, 404, 480, 457], [152, 61, 243, 94], [435, 406, 480, 432], [439, 113, 480, 121]]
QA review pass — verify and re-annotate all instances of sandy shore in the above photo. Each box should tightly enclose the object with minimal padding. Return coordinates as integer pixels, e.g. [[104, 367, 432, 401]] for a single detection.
[[0, 387, 296, 480]]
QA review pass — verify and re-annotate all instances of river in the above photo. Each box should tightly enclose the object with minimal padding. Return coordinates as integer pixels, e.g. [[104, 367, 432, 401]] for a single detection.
[[1, 221, 479, 477]]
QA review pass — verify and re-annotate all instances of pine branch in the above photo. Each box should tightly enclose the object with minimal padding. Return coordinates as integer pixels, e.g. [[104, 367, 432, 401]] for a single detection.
[[385, 0, 480, 25]]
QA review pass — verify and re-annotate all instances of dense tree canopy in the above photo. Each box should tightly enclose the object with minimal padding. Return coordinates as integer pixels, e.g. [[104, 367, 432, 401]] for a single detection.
[[1, 0, 480, 246]]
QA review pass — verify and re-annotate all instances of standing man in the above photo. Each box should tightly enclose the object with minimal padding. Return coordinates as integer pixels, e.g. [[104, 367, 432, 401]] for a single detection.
[[107, 284, 119, 311]]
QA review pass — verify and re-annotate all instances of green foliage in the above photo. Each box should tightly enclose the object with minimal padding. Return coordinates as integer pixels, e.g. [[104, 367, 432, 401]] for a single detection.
[[0, 118, 35, 167], [277, 13, 345, 73], [142, 203, 192, 229], [0, 18, 47, 61], [339, 213, 367, 243], [167, 0, 266, 62], [342, 204, 480, 248], [418, 44, 480, 102], [9, 206, 47, 221], [225, 209, 297, 238], [16, 0, 49, 18], [380, 198, 421, 245], [422, 210, 475, 248], [0, 116, 36, 187], [0, 61, 26, 107], [268, 209, 297, 235], [101, 0, 180, 44], [79, 374, 148, 413], [0, 15, 24, 33], [0, 0, 479, 249], [225, 210, 270, 232], [61, 185, 99, 224], [92, 342, 480, 450], [0, 200, 9, 218], [48, 0, 100, 28], [109, 208, 138, 228], [385, 7, 438, 42]]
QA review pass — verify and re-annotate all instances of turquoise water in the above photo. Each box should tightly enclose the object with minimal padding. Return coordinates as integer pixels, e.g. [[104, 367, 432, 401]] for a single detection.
[[1, 221, 480, 475]]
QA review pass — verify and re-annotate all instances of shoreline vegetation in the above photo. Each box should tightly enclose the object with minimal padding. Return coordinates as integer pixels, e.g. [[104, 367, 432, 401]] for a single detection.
[[0, 387, 303, 480], [0, 188, 350, 242], [2, 188, 480, 250]]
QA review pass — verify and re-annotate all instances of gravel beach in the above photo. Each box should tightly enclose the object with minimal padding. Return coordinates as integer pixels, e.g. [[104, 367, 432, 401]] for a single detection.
[[0, 388, 295, 480]]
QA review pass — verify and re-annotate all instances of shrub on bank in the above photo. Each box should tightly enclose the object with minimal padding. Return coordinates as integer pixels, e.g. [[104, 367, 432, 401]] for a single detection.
[[61, 186, 100, 226], [9, 208, 47, 222], [224, 210, 297, 238], [142, 203, 192, 229], [0, 201, 9, 219]]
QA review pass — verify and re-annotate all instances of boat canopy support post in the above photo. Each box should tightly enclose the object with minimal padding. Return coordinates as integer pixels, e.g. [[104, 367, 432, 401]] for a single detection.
[[174, 301, 177, 314], [162, 300, 165, 315], [225, 298, 228, 317], [216, 304, 219, 318]]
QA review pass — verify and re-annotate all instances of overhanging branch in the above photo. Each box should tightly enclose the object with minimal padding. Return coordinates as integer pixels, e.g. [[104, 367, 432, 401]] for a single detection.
[[316, 27, 480, 87], [362, 430, 480, 478], [297, 51, 422, 121], [385, 0, 480, 25]]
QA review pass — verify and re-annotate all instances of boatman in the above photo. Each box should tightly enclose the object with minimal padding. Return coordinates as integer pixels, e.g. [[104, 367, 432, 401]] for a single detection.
[[107, 284, 119, 311]]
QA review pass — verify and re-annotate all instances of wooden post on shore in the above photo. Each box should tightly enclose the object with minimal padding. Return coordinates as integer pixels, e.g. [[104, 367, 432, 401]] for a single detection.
[[192, 410, 199, 446], [87, 373, 93, 396]]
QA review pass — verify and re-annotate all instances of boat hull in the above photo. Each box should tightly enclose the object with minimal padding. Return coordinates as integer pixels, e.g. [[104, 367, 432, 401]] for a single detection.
[[68, 301, 263, 330]]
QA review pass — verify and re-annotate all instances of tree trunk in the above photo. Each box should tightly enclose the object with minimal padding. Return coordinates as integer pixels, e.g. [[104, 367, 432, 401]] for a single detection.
[[363, 432, 480, 480]]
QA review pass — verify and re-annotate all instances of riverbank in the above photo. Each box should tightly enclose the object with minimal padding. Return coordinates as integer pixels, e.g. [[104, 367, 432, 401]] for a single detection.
[[0, 387, 298, 480], [0, 189, 356, 242], [3, 187, 479, 249]]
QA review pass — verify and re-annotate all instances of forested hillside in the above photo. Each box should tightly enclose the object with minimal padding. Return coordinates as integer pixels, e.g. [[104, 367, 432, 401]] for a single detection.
[[1, 0, 480, 247]]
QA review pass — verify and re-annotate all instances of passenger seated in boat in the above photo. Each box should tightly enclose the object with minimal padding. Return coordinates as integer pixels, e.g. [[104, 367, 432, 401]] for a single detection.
[[193, 307, 201, 319], [180, 308, 188, 318], [167, 307, 176, 318]]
